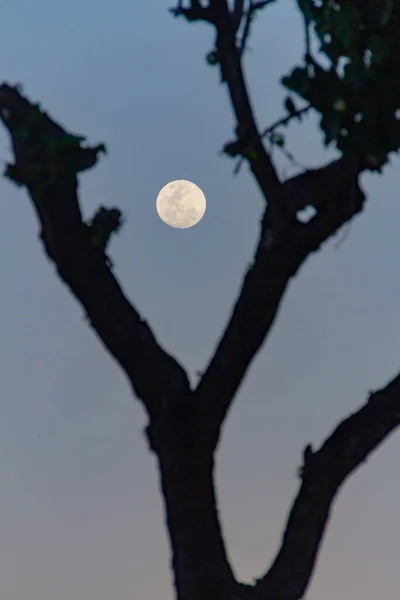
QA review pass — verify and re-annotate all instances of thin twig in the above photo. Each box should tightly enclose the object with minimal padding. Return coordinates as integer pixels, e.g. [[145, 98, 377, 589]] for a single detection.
[[239, 0, 276, 54], [233, 104, 312, 174], [232, 0, 245, 32], [239, 1, 253, 55]]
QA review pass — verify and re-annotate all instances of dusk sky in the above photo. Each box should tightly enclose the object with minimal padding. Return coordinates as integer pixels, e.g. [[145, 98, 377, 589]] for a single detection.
[[0, 1, 399, 599]]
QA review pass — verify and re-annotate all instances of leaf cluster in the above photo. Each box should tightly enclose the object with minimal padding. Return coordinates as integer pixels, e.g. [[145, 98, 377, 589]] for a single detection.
[[282, 0, 400, 165]]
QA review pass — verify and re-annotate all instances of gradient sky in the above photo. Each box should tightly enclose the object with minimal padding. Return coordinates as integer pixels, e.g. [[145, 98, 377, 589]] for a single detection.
[[0, 1, 399, 599]]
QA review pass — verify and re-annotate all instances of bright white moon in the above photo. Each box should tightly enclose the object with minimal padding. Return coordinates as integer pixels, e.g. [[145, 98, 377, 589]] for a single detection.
[[156, 180, 206, 228]]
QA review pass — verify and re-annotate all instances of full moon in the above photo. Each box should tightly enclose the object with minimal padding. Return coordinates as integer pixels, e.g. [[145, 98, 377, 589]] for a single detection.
[[156, 180, 206, 228]]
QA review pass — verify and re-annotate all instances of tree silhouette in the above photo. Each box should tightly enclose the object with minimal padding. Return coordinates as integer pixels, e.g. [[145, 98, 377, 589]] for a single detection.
[[1, 1, 400, 599]]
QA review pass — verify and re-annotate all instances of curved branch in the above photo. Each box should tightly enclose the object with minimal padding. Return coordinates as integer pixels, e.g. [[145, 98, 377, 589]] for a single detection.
[[171, 0, 294, 228], [194, 158, 365, 448], [0, 83, 191, 419], [253, 371, 400, 600], [212, 0, 293, 227]]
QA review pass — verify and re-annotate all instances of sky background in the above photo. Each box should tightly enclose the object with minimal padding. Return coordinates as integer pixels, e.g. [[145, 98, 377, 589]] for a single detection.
[[0, 0, 399, 598]]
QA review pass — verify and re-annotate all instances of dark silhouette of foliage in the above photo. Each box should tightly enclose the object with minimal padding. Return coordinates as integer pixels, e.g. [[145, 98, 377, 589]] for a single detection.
[[282, 0, 400, 168]]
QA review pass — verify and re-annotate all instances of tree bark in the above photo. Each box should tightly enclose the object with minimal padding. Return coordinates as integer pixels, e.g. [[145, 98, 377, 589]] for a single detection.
[[146, 406, 237, 600]]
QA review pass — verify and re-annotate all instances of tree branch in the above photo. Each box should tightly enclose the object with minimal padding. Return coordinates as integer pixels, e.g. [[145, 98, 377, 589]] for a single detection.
[[0, 82, 240, 600], [213, 0, 295, 229], [171, 0, 294, 230], [239, 0, 277, 55], [253, 371, 400, 600], [194, 157, 365, 449], [233, 103, 312, 175], [0, 83, 191, 420], [232, 0, 245, 33]]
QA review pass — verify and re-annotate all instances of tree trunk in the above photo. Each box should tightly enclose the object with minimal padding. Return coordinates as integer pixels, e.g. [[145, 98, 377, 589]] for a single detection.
[[146, 407, 238, 600]]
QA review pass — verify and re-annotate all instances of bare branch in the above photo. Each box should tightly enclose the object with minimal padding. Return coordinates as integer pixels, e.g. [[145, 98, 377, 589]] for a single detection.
[[253, 372, 400, 600], [238, 0, 254, 55], [233, 103, 312, 175], [0, 83, 191, 419], [239, 0, 276, 54], [211, 0, 294, 230], [194, 158, 365, 449], [172, 0, 294, 230], [232, 0, 245, 32]]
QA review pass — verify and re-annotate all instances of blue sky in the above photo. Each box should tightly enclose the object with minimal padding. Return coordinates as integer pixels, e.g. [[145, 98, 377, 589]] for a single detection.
[[0, 0, 399, 598]]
